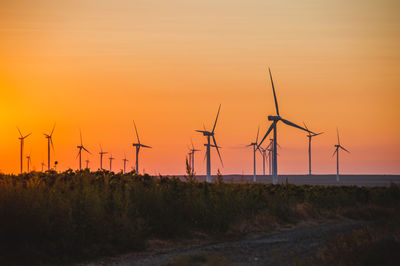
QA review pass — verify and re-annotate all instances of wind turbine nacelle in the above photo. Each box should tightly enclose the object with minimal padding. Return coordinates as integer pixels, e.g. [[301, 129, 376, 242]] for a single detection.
[[268, 115, 279, 121]]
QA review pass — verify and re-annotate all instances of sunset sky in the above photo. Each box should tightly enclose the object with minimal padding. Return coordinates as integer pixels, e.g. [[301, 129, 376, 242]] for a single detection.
[[1, 0, 399, 175]]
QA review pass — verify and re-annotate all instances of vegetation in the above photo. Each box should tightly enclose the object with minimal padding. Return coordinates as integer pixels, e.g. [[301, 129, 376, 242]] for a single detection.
[[0, 170, 399, 265]]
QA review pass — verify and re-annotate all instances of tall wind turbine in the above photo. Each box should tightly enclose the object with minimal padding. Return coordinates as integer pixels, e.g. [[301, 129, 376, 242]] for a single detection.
[[17, 128, 31, 174], [188, 140, 200, 174], [333, 128, 350, 182], [109, 154, 115, 172], [195, 104, 223, 183], [99, 144, 108, 170], [257, 68, 314, 184], [122, 153, 129, 173], [76, 131, 91, 170], [247, 126, 260, 182], [44, 124, 55, 170], [26, 151, 32, 173], [132, 121, 152, 174], [303, 123, 323, 175]]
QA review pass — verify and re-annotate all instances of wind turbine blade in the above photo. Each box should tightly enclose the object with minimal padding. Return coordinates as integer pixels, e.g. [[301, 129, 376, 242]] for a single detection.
[[280, 118, 312, 133], [195, 130, 207, 133], [76, 149, 81, 159], [17, 127, 23, 137], [24, 133, 32, 139], [212, 135, 223, 166], [50, 138, 55, 151], [337, 128, 340, 145], [314, 132, 324, 136], [83, 146, 91, 154], [133, 120, 140, 144], [268, 68, 280, 116], [80, 130, 83, 146], [340, 146, 350, 153], [212, 104, 221, 133], [257, 122, 275, 149], [50, 123, 56, 136], [303, 122, 310, 132], [256, 126, 260, 143], [332, 148, 338, 157], [141, 144, 152, 148]]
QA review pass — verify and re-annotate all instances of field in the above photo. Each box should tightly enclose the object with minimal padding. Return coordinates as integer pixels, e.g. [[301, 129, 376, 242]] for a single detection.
[[0, 170, 399, 265]]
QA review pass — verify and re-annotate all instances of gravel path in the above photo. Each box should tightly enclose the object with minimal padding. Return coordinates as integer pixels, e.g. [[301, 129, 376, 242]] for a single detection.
[[85, 220, 362, 266]]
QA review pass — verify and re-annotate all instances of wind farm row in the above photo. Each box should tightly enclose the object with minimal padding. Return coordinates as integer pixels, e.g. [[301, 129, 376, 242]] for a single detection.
[[14, 68, 350, 183]]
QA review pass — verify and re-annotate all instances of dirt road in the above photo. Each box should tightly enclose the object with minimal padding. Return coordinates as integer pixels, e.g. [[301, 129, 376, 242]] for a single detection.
[[85, 220, 362, 266]]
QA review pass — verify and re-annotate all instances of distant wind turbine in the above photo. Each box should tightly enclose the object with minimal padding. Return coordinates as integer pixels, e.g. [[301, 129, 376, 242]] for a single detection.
[[188, 140, 200, 174], [109, 154, 115, 172], [85, 159, 90, 169], [76, 130, 91, 170], [26, 151, 32, 173], [41, 161, 45, 172], [257, 68, 314, 184], [196, 104, 223, 183], [17, 127, 31, 174], [99, 144, 108, 170], [247, 126, 260, 182], [333, 128, 350, 182], [132, 121, 152, 174], [122, 153, 129, 173], [44, 123, 55, 170], [303, 122, 323, 175]]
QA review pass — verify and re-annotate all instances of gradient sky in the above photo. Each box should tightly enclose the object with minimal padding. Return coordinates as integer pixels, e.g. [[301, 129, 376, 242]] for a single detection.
[[1, 0, 399, 175]]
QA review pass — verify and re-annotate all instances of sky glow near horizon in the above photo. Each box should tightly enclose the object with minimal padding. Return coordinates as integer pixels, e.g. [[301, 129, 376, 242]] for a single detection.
[[1, 0, 399, 175]]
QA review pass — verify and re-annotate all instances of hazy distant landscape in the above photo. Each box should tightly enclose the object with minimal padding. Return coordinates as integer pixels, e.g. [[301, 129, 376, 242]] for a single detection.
[[189, 174, 400, 187]]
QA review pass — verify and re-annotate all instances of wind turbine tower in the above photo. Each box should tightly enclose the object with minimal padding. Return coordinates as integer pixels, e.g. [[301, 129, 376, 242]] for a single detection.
[[132, 121, 152, 174], [303, 123, 323, 175], [195, 104, 223, 183], [99, 145, 108, 170], [247, 126, 260, 182], [17, 128, 31, 174], [258, 68, 314, 184], [109, 154, 115, 172], [44, 124, 55, 170], [189, 141, 200, 174], [333, 128, 350, 182], [76, 131, 91, 170], [122, 154, 129, 173], [26, 151, 32, 173]]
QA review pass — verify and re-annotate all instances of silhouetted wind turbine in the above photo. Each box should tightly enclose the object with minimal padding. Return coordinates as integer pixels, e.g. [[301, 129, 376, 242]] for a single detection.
[[85, 159, 90, 169], [99, 144, 108, 170], [333, 128, 350, 182], [26, 151, 32, 173], [132, 121, 152, 174], [303, 122, 323, 175], [76, 131, 90, 170], [41, 161, 45, 172], [122, 153, 129, 173], [17, 128, 31, 174], [196, 104, 223, 182], [247, 126, 260, 182], [109, 154, 115, 172], [44, 123, 55, 170], [189, 140, 200, 174], [257, 68, 314, 184]]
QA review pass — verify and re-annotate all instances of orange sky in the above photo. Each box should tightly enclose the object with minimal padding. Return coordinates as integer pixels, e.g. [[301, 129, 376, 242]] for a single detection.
[[1, 0, 399, 175]]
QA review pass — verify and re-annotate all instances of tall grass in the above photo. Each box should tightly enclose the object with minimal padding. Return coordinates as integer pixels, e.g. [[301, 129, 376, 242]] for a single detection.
[[0, 171, 399, 264]]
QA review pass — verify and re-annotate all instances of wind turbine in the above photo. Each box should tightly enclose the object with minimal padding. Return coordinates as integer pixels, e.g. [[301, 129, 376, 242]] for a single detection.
[[303, 123, 323, 175], [109, 154, 115, 172], [188, 140, 200, 174], [333, 128, 350, 182], [132, 121, 152, 174], [247, 126, 260, 182], [44, 124, 55, 170], [17, 128, 31, 174], [85, 159, 90, 169], [122, 153, 129, 173], [99, 145, 108, 170], [26, 151, 32, 173], [195, 104, 223, 183], [257, 68, 314, 184], [41, 161, 45, 172], [76, 130, 90, 170]]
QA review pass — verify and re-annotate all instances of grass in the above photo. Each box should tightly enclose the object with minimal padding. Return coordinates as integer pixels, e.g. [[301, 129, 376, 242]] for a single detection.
[[0, 170, 399, 265]]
